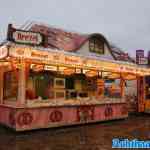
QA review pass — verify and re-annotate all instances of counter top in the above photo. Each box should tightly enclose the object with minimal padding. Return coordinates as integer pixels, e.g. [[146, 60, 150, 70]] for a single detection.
[[1, 97, 126, 109]]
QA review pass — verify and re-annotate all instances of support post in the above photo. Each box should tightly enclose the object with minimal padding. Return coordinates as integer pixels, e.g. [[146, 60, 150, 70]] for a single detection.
[[137, 76, 145, 112], [0, 66, 4, 104], [17, 60, 26, 106], [120, 78, 125, 98]]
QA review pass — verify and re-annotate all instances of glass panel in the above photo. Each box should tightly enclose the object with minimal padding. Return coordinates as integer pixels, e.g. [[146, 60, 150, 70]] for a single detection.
[[89, 37, 104, 54], [89, 39, 95, 52], [3, 70, 18, 101]]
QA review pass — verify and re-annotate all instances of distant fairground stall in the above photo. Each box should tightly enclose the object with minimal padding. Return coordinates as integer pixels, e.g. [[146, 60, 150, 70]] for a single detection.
[[135, 50, 150, 113], [0, 23, 149, 131]]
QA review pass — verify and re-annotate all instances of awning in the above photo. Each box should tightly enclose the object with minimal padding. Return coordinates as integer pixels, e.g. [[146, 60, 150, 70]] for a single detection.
[[1, 44, 150, 76]]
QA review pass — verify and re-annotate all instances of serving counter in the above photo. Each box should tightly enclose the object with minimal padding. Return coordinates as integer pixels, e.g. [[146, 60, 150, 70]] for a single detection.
[[0, 98, 127, 131]]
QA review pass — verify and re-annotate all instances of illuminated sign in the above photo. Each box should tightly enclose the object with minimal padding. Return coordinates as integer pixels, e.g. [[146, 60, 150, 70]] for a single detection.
[[7, 24, 44, 46], [44, 65, 57, 71], [9, 46, 150, 76], [12, 31, 42, 45], [0, 46, 8, 59], [31, 64, 44, 72]]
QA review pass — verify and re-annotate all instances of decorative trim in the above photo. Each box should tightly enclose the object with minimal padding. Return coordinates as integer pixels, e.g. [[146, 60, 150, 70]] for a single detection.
[[77, 106, 94, 122], [17, 112, 33, 126], [49, 110, 63, 122], [104, 105, 113, 117], [9, 111, 16, 126], [121, 105, 128, 115]]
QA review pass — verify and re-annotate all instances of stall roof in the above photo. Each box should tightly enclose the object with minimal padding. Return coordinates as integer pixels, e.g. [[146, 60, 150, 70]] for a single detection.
[[1, 22, 149, 76], [0, 21, 135, 63], [27, 22, 135, 63]]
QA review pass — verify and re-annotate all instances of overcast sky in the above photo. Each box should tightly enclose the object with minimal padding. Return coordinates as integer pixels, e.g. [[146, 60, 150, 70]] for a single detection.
[[0, 0, 150, 56]]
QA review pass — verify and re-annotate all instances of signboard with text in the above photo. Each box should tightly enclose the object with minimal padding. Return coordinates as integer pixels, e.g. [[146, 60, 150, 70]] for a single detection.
[[7, 24, 45, 46], [9, 46, 145, 75]]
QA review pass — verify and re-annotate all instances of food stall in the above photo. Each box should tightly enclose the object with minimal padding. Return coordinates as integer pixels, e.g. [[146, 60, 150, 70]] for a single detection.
[[135, 50, 150, 113], [139, 75, 150, 113], [0, 24, 150, 131]]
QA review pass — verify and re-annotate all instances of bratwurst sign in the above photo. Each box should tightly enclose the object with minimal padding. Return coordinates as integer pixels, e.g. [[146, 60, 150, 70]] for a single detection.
[[7, 24, 44, 46], [12, 30, 42, 45]]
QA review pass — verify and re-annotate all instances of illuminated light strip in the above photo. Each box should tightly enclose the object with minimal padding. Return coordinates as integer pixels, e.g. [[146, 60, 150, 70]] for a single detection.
[[44, 65, 57, 71], [9, 46, 150, 76], [85, 70, 98, 77], [63, 68, 75, 75]]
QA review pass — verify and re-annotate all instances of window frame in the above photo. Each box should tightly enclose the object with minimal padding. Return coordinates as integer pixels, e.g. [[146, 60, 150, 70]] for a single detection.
[[89, 37, 104, 54]]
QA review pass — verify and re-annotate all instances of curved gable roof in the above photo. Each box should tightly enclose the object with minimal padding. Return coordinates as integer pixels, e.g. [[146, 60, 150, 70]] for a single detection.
[[9, 22, 134, 63]]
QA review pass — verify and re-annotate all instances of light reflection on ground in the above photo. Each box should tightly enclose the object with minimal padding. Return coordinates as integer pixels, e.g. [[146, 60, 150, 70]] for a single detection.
[[0, 114, 149, 150]]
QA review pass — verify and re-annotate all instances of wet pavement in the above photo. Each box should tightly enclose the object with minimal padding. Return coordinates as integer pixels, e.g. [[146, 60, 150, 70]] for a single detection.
[[0, 114, 150, 150]]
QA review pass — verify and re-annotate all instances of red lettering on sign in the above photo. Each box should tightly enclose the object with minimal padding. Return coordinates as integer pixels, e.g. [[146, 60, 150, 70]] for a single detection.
[[17, 33, 38, 43], [65, 56, 79, 64]]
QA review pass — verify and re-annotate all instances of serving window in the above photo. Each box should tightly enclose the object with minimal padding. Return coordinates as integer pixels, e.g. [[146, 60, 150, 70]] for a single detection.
[[26, 64, 123, 102], [26, 70, 55, 100]]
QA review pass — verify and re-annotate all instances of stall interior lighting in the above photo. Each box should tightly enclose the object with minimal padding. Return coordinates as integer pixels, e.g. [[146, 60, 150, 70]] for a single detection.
[[75, 68, 82, 74], [85, 70, 98, 77], [63, 68, 75, 75], [31, 64, 44, 72], [44, 65, 57, 71], [107, 73, 120, 79], [121, 73, 137, 80]]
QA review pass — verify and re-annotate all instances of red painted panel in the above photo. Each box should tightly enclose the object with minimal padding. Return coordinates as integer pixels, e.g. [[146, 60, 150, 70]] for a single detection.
[[0, 103, 128, 131]]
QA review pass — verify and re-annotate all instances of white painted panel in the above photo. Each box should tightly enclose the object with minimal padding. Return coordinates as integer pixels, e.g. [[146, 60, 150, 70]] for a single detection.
[[76, 40, 114, 60]]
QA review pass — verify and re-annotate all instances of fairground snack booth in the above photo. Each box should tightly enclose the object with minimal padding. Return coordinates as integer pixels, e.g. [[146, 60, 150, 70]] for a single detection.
[[136, 50, 150, 113], [0, 23, 149, 131]]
